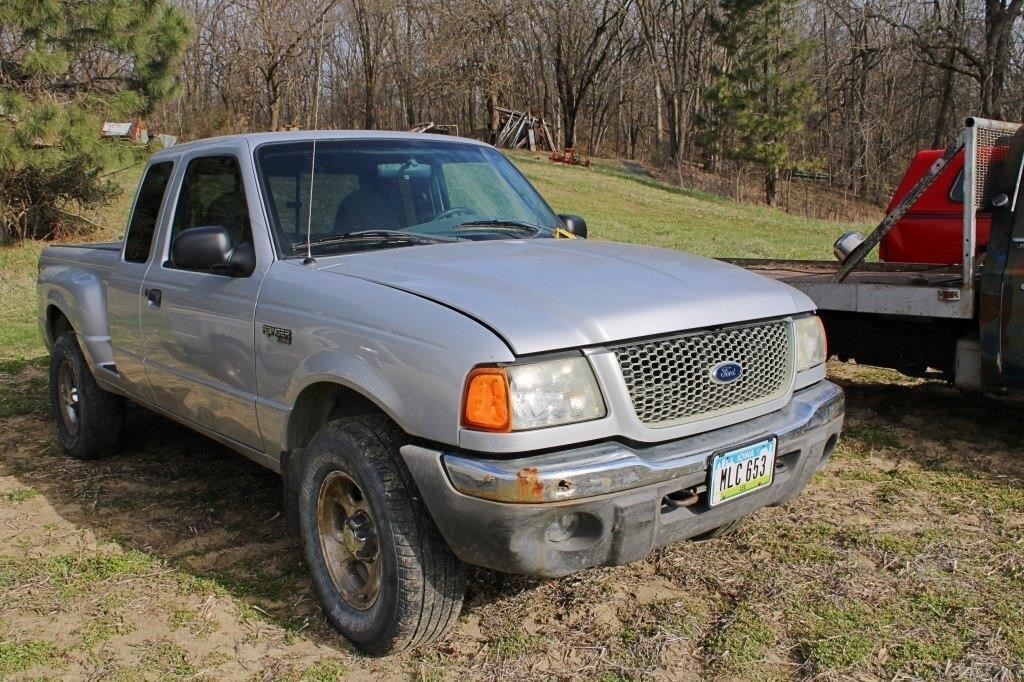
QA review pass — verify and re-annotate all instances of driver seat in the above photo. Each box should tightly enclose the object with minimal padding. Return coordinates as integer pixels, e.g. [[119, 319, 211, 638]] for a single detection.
[[334, 187, 402, 233]]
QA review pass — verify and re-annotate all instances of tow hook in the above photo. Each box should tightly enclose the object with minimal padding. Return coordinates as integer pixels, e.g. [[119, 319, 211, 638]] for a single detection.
[[662, 487, 700, 511]]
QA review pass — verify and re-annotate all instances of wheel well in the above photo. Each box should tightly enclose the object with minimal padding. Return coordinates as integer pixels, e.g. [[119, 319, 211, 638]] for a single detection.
[[287, 382, 384, 451], [47, 306, 73, 344]]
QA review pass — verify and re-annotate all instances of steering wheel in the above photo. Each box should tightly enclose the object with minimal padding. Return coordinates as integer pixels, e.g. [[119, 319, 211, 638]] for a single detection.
[[434, 207, 476, 221]]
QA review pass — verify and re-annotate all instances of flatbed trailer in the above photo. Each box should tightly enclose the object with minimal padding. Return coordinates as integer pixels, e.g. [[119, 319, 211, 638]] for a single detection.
[[728, 117, 1024, 392]]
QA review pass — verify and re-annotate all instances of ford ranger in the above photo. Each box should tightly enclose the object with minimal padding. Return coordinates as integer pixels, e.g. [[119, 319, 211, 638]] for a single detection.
[[37, 131, 844, 654]]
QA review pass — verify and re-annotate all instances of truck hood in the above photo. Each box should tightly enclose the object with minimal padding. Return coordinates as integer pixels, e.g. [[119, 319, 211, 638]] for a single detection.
[[316, 239, 814, 355]]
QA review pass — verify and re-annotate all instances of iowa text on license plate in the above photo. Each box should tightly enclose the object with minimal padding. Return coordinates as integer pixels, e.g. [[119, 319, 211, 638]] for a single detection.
[[708, 437, 776, 507]]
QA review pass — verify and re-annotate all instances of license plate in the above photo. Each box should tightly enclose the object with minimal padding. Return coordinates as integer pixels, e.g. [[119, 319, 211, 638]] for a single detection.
[[708, 437, 776, 507]]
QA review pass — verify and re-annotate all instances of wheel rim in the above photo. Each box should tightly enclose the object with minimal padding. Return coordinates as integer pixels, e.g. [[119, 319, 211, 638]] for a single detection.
[[317, 471, 381, 610], [57, 360, 80, 437]]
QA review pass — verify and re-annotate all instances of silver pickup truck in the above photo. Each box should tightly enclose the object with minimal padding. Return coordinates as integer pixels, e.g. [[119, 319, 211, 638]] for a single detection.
[[37, 131, 844, 654]]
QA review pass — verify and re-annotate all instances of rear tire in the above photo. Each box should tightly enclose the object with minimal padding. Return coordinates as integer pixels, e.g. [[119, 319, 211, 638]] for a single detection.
[[297, 414, 466, 655], [49, 332, 125, 460]]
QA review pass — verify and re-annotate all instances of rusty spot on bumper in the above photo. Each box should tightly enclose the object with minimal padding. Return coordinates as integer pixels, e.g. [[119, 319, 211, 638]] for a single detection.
[[516, 467, 545, 502]]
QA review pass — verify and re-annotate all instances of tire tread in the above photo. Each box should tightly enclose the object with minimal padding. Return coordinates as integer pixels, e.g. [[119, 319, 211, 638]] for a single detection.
[[50, 332, 124, 460], [301, 414, 465, 654]]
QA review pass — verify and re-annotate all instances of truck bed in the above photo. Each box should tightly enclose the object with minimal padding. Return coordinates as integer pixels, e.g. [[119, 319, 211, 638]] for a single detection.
[[727, 259, 963, 286], [40, 242, 122, 274], [49, 241, 122, 252], [725, 259, 973, 319]]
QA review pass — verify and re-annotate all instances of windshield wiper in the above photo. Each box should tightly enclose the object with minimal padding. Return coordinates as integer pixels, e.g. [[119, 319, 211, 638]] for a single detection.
[[451, 219, 541, 237], [291, 230, 461, 252]]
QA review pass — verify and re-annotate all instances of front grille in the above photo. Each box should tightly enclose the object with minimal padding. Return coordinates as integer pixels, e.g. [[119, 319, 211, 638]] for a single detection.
[[609, 320, 793, 427]]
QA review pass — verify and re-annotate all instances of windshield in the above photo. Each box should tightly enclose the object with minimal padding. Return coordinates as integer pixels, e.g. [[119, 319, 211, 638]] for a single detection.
[[255, 139, 562, 256]]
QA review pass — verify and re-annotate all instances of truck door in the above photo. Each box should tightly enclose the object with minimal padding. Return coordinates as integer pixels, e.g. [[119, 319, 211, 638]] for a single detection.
[[107, 161, 175, 401], [140, 152, 265, 450], [981, 127, 1024, 390]]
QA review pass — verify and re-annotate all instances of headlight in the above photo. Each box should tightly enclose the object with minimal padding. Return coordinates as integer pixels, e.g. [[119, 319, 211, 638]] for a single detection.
[[462, 357, 606, 432], [794, 315, 827, 371]]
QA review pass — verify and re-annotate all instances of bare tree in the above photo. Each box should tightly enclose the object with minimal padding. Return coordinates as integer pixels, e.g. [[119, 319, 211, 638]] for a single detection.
[[635, 0, 710, 160], [155, 0, 1024, 209], [534, 0, 628, 147]]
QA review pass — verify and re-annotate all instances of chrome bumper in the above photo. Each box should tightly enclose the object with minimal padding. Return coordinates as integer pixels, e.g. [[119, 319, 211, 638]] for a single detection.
[[442, 379, 844, 503], [400, 380, 844, 577]]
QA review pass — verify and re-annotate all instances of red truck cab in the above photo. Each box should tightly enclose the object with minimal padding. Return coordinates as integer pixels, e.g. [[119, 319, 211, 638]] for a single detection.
[[880, 149, 992, 264]]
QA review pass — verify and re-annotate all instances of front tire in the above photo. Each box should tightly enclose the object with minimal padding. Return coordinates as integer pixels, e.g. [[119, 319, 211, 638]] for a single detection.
[[297, 414, 466, 655], [49, 332, 125, 459]]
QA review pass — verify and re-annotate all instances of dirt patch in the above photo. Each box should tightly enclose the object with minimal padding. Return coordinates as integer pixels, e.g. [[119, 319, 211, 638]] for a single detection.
[[0, 361, 1022, 679]]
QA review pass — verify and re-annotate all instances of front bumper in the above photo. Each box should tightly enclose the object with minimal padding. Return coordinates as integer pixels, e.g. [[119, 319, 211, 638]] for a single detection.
[[400, 379, 844, 577]]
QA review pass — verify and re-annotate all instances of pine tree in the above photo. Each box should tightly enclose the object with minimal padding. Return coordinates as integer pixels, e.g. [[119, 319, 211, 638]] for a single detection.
[[699, 0, 814, 206], [0, 0, 191, 240]]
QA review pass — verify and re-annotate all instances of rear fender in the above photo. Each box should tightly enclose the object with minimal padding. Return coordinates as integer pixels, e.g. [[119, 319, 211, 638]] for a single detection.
[[38, 265, 113, 372]]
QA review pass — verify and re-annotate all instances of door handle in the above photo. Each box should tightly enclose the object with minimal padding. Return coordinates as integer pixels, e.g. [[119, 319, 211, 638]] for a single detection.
[[1013, 237, 1024, 249], [144, 288, 162, 307]]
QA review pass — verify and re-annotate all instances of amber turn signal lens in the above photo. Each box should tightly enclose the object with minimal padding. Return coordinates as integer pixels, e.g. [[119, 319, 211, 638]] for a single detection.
[[462, 367, 511, 432]]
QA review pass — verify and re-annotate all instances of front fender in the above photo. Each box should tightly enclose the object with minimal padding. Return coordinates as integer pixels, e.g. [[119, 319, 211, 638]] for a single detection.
[[288, 349, 412, 432], [254, 261, 516, 457]]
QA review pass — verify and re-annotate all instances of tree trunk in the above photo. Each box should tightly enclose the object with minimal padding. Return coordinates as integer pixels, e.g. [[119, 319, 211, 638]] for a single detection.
[[269, 97, 281, 131], [363, 75, 375, 129], [487, 90, 500, 143], [562, 105, 577, 149], [668, 93, 681, 161], [265, 64, 281, 131], [654, 78, 664, 145], [932, 0, 963, 147], [764, 166, 778, 206], [981, 0, 1023, 118]]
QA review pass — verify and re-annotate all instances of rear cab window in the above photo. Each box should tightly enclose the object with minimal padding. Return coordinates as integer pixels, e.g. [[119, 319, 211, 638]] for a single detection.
[[124, 161, 174, 263]]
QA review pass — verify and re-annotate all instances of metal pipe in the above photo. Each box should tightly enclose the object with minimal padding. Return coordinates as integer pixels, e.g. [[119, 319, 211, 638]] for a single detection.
[[962, 123, 977, 305], [965, 117, 1022, 133]]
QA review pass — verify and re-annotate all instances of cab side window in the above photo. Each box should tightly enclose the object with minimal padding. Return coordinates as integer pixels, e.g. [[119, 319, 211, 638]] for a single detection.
[[170, 156, 253, 255], [124, 161, 174, 263]]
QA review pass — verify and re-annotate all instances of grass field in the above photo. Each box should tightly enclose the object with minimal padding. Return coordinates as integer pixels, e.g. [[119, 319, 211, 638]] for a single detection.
[[1, 156, 1022, 680], [512, 151, 873, 260]]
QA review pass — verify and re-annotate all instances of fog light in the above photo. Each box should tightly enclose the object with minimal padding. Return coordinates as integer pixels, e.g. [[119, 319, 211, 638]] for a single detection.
[[545, 513, 580, 543]]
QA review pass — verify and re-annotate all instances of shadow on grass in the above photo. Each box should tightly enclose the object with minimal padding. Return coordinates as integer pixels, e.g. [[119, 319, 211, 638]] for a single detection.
[[0, 356, 49, 418], [0, 384, 540, 651], [831, 371, 1024, 486]]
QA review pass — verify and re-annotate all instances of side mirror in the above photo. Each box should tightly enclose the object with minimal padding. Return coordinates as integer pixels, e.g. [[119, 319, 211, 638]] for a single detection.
[[171, 225, 255, 277], [558, 214, 588, 239]]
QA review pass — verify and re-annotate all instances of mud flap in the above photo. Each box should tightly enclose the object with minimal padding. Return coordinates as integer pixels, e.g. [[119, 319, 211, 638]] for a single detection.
[[280, 448, 305, 539]]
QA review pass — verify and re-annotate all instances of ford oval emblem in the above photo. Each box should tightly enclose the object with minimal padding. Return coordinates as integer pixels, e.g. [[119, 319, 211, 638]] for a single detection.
[[710, 361, 743, 384]]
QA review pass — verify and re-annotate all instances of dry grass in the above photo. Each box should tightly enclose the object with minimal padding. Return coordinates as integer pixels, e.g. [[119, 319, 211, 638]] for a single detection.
[[1, 364, 1022, 679]]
